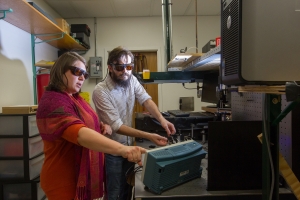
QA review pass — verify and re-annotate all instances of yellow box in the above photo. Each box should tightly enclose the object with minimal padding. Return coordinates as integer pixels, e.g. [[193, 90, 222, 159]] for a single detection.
[[143, 69, 150, 79], [56, 18, 70, 35], [2, 105, 38, 114]]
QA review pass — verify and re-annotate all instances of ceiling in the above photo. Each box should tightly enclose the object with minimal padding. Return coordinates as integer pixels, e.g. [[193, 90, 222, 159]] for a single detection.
[[44, 0, 221, 19]]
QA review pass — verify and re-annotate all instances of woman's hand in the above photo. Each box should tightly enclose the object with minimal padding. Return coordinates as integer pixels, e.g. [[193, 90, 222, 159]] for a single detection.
[[120, 146, 147, 166], [100, 122, 112, 135]]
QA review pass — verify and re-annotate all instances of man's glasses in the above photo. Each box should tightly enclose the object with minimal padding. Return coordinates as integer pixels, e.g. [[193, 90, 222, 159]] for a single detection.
[[68, 66, 89, 79], [111, 63, 134, 71]]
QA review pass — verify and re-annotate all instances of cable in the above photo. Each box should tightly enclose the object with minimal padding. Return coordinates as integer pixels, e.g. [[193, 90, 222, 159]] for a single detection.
[[125, 165, 142, 200], [182, 83, 198, 90], [96, 68, 109, 84], [131, 186, 134, 200], [262, 94, 275, 200], [186, 46, 199, 53], [125, 165, 143, 186]]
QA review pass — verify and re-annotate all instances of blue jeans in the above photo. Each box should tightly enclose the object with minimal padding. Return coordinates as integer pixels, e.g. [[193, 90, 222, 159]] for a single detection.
[[105, 154, 134, 200]]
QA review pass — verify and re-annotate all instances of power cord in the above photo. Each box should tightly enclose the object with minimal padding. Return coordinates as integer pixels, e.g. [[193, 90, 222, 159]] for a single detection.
[[125, 165, 143, 186], [182, 83, 198, 90], [96, 67, 109, 84], [125, 165, 143, 200], [262, 94, 275, 200]]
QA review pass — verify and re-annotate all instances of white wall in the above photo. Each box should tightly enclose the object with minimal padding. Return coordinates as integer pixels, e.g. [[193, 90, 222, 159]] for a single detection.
[[67, 16, 220, 111], [0, 2, 220, 113], [0, 1, 59, 112]]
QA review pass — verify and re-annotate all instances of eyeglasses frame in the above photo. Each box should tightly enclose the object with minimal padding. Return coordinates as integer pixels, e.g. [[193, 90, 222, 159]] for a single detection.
[[68, 66, 89, 79], [110, 63, 134, 71]]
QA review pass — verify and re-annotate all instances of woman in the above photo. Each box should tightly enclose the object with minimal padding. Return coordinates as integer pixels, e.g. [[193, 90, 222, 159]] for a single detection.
[[36, 52, 145, 200]]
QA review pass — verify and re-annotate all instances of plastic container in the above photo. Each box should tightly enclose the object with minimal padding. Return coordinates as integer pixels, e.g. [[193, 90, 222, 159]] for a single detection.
[[0, 154, 44, 180], [36, 73, 50, 103]]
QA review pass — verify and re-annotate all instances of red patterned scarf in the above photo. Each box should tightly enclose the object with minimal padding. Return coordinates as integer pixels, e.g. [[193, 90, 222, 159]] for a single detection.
[[36, 91, 104, 200]]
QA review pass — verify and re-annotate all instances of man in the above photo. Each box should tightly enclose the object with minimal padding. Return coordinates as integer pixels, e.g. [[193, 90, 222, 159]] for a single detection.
[[92, 46, 176, 200]]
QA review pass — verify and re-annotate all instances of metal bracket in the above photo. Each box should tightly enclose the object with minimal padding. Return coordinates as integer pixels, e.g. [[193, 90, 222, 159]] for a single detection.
[[0, 8, 13, 20], [285, 81, 300, 102], [34, 32, 65, 44]]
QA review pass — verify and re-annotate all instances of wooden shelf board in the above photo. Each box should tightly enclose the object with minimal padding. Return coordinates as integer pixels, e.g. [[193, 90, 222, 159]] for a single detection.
[[201, 106, 231, 114], [1, 0, 86, 51], [238, 85, 285, 94]]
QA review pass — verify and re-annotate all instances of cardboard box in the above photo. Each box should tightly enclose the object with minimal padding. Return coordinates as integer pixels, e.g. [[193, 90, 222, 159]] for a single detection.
[[56, 18, 70, 35], [28, 2, 57, 25], [2, 105, 38, 114]]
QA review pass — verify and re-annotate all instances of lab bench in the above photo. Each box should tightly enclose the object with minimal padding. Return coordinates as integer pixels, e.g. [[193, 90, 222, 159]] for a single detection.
[[134, 140, 296, 200]]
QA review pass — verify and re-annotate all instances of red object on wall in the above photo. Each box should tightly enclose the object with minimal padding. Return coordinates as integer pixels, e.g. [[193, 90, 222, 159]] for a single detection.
[[37, 73, 50, 103], [216, 37, 221, 46]]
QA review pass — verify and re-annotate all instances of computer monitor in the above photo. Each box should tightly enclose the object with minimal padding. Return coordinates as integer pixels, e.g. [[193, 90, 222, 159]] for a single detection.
[[201, 72, 219, 105]]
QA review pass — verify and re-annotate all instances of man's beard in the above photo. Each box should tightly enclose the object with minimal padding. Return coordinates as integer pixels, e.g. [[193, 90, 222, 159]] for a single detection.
[[110, 71, 132, 88]]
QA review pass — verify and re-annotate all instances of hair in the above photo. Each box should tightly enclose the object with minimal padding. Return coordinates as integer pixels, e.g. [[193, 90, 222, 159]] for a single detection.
[[107, 46, 134, 66], [45, 52, 86, 92]]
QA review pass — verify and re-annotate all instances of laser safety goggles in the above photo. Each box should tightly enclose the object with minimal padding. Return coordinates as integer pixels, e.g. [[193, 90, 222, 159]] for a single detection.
[[111, 63, 134, 71], [68, 66, 89, 79]]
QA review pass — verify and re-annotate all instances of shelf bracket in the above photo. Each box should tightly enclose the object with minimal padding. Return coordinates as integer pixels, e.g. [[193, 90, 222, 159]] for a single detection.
[[31, 32, 65, 104], [272, 98, 300, 126], [0, 8, 13, 20], [34, 32, 65, 44], [272, 82, 300, 125]]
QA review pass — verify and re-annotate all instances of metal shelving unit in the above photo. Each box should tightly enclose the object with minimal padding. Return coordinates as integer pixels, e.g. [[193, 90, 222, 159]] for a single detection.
[[0, 0, 88, 104], [182, 45, 220, 72], [0, 0, 86, 50]]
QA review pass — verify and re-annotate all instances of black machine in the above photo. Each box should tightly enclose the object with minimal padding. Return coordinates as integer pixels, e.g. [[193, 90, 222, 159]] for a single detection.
[[70, 24, 91, 49], [201, 71, 230, 109], [135, 112, 215, 142], [201, 72, 219, 105], [207, 121, 263, 191]]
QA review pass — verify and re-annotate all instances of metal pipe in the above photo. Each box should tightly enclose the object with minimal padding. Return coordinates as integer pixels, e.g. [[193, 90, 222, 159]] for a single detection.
[[31, 34, 37, 104], [168, 0, 173, 59], [94, 17, 97, 56], [161, 0, 172, 69], [161, 0, 167, 67], [195, 0, 198, 53]]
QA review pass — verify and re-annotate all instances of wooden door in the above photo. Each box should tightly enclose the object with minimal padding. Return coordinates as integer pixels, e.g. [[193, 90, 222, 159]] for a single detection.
[[132, 52, 158, 128]]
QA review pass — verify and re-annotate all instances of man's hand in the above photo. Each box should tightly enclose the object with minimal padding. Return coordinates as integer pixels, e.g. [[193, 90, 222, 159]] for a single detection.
[[148, 133, 168, 146], [100, 121, 112, 135], [160, 118, 176, 137]]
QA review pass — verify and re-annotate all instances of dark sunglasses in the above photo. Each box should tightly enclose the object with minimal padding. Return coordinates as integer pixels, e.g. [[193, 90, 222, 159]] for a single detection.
[[68, 66, 89, 79], [111, 63, 134, 71]]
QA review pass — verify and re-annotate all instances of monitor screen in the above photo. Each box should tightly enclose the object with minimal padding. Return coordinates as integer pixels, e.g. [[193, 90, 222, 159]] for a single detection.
[[201, 72, 219, 104]]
